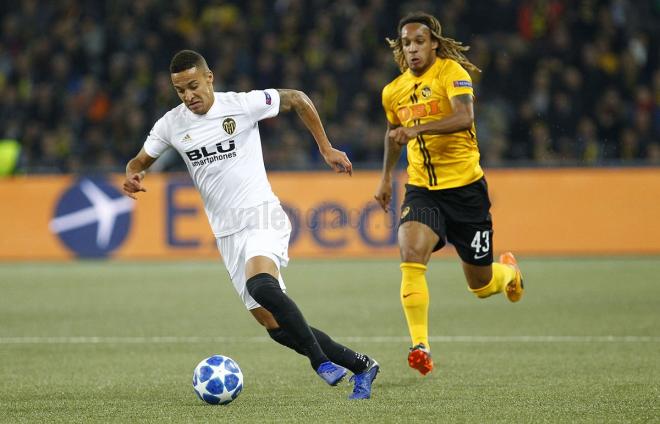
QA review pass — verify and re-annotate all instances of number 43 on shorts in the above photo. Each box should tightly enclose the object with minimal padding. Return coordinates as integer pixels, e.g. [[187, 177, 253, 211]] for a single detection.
[[470, 230, 491, 258]]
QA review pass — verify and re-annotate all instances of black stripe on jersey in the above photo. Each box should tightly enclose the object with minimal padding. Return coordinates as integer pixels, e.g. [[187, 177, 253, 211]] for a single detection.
[[414, 118, 436, 187], [412, 83, 420, 103], [410, 85, 416, 104], [416, 131, 437, 187]]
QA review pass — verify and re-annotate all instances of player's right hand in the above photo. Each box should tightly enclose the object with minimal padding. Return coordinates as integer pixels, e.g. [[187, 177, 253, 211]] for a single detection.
[[388, 127, 417, 145], [321, 147, 353, 176], [122, 173, 147, 200], [374, 178, 393, 212]]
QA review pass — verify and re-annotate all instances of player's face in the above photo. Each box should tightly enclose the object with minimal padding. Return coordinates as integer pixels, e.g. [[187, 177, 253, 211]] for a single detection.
[[401, 23, 438, 75], [171, 67, 215, 115]]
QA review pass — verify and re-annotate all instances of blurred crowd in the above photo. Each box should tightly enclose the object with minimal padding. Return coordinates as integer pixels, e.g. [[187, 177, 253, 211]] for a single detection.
[[0, 0, 659, 173]]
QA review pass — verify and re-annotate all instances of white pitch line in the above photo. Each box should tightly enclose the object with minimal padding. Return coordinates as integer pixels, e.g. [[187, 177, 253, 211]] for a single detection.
[[0, 335, 658, 345]]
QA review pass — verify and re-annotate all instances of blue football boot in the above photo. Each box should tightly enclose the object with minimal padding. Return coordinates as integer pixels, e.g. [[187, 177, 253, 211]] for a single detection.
[[316, 361, 347, 386], [348, 358, 380, 400]]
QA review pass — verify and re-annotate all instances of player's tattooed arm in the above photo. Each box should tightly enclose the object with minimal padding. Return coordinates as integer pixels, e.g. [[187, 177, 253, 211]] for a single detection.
[[277, 89, 300, 113], [276, 89, 352, 175], [453, 93, 473, 105], [277, 89, 326, 142]]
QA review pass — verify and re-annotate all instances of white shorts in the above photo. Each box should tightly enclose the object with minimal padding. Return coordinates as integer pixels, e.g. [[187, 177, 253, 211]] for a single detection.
[[216, 204, 291, 310]]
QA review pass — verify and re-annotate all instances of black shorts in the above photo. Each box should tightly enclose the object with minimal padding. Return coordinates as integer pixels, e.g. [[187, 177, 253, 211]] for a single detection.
[[399, 178, 493, 266]]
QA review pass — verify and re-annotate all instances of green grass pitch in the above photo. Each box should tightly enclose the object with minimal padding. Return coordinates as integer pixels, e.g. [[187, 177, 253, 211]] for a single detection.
[[0, 258, 658, 423]]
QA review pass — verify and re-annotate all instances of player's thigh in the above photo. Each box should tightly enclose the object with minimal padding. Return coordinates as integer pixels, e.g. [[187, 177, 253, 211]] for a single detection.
[[398, 184, 446, 264], [216, 212, 289, 311], [217, 231, 262, 310], [244, 205, 291, 278], [442, 178, 493, 266], [447, 220, 494, 289], [447, 221, 493, 266]]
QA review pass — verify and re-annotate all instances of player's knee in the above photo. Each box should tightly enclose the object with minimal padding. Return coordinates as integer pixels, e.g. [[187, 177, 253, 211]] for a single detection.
[[246, 272, 279, 297], [399, 245, 430, 263]]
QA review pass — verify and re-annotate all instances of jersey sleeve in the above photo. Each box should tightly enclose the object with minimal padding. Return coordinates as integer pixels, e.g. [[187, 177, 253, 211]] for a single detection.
[[143, 116, 171, 158], [381, 83, 400, 126], [243, 89, 280, 125], [444, 62, 474, 99]]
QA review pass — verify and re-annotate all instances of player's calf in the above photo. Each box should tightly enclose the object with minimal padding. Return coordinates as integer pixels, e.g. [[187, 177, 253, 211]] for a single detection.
[[246, 273, 329, 370]]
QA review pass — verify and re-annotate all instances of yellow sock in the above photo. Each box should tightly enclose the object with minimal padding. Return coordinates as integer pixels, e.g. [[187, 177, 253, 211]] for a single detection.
[[470, 262, 516, 298], [400, 262, 430, 348]]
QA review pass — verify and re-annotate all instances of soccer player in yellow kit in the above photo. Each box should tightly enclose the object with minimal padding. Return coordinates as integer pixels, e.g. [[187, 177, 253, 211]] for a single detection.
[[374, 12, 524, 376]]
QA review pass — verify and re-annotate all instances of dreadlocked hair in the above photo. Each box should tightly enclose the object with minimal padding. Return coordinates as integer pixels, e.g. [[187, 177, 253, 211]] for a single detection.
[[386, 11, 481, 73]]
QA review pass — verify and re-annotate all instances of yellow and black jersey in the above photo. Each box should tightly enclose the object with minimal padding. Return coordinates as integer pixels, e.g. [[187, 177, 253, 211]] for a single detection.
[[382, 57, 483, 190]]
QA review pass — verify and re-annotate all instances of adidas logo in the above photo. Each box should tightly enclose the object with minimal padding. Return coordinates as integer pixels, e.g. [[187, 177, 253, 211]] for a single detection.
[[182, 133, 192, 143]]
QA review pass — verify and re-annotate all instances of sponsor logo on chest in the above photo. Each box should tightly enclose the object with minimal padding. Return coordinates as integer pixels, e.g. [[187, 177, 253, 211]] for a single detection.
[[182, 116, 240, 167], [396, 100, 441, 123], [185, 140, 236, 161]]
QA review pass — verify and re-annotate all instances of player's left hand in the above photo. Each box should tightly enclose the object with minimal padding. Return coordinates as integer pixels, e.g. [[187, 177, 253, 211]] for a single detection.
[[321, 147, 353, 176], [388, 127, 418, 145]]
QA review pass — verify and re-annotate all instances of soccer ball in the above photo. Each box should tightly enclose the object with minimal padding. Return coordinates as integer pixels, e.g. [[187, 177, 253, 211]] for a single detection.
[[192, 355, 243, 405]]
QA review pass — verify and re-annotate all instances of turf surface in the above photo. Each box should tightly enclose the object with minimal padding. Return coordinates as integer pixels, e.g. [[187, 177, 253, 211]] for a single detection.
[[0, 258, 658, 423]]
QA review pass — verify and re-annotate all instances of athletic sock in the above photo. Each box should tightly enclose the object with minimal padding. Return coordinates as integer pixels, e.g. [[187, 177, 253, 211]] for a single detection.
[[268, 327, 370, 374], [470, 262, 516, 298], [311, 327, 370, 374], [247, 273, 328, 369], [400, 262, 430, 349]]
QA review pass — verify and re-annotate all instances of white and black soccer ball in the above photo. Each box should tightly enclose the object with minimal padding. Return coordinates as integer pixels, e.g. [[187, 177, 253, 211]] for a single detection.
[[192, 355, 243, 405]]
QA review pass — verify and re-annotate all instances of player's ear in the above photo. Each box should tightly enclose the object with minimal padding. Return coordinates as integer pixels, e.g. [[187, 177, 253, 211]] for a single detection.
[[207, 70, 214, 84]]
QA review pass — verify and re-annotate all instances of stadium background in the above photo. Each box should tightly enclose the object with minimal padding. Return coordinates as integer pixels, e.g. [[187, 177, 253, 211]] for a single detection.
[[0, 2, 659, 422], [1, 0, 659, 259]]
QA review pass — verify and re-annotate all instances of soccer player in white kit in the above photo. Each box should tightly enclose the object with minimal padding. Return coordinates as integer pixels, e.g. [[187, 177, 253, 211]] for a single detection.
[[122, 50, 379, 399]]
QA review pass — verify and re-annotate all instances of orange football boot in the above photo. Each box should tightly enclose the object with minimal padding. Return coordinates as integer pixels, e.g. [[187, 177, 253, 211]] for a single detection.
[[408, 343, 433, 375], [500, 252, 524, 302]]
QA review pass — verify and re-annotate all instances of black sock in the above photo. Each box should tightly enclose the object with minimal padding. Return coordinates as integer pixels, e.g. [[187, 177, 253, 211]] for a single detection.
[[310, 327, 371, 374], [247, 273, 328, 370], [268, 328, 306, 355], [268, 326, 370, 375]]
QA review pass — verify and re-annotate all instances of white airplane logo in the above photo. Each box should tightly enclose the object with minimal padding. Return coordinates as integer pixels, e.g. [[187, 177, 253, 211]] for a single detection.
[[49, 179, 134, 249]]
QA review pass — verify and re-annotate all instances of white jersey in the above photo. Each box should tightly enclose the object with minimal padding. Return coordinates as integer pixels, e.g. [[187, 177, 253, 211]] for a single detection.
[[143, 89, 281, 237]]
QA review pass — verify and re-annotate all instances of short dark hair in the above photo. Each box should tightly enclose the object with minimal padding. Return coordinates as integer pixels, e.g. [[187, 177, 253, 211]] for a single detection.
[[169, 50, 209, 73]]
